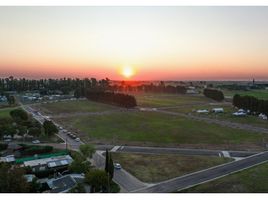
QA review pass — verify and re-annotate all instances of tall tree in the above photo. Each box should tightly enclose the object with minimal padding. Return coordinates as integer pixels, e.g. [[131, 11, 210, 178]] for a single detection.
[[108, 153, 114, 180], [0, 163, 30, 193], [105, 149, 109, 174], [43, 120, 58, 135], [79, 144, 95, 158]]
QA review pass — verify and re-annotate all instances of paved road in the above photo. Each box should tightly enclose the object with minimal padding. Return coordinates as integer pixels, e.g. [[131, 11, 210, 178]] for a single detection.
[[134, 151, 268, 193], [21, 104, 84, 149], [92, 151, 149, 192], [110, 145, 257, 158]]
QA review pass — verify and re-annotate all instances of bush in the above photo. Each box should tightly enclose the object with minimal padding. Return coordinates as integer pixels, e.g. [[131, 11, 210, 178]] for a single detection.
[[86, 91, 137, 108], [203, 88, 224, 101], [21, 145, 53, 156], [0, 143, 8, 151], [10, 108, 28, 121]]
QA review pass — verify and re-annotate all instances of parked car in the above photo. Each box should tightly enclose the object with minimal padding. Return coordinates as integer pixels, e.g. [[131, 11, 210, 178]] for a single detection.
[[75, 138, 80, 142], [32, 140, 40, 144], [114, 163, 122, 169]]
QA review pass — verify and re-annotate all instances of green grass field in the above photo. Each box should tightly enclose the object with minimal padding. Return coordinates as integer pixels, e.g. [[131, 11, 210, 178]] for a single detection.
[[133, 93, 214, 107], [34, 100, 117, 114], [0, 107, 15, 118], [163, 103, 268, 129], [223, 89, 268, 100], [57, 110, 268, 149], [112, 152, 232, 183], [182, 162, 268, 192]]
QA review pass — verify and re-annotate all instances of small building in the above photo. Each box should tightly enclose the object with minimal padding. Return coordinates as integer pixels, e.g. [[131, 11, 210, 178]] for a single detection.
[[47, 174, 85, 193], [24, 174, 37, 183], [212, 108, 224, 113], [259, 113, 267, 120], [23, 155, 73, 173], [0, 155, 15, 163], [0, 95, 7, 102]]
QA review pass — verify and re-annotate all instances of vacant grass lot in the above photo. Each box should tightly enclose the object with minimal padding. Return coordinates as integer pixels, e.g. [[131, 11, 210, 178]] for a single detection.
[[57, 111, 268, 149], [0, 107, 15, 118], [182, 162, 268, 192], [163, 104, 268, 129], [111, 152, 232, 183], [133, 93, 214, 107], [34, 100, 116, 114], [223, 89, 268, 100]]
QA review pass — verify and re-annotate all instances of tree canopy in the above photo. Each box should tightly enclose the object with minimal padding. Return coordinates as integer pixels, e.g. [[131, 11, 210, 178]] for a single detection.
[[43, 120, 58, 135]]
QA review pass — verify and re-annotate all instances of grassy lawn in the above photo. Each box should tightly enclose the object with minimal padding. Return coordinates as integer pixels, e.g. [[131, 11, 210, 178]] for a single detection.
[[0, 107, 16, 118], [163, 104, 268, 129], [34, 100, 117, 114], [57, 111, 268, 149], [182, 162, 268, 192], [111, 152, 232, 183], [223, 89, 268, 100], [133, 93, 214, 107]]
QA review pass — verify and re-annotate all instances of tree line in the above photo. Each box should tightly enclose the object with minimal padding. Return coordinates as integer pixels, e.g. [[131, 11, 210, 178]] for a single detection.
[[233, 94, 268, 115], [1, 76, 189, 95], [111, 81, 187, 94], [203, 88, 224, 101], [85, 91, 137, 108], [0, 76, 110, 95]]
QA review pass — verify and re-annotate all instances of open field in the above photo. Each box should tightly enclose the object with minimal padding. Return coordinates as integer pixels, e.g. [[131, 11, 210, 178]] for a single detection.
[[222, 89, 268, 100], [133, 93, 214, 108], [111, 152, 232, 183], [55, 110, 268, 150], [182, 162, 268, 192], [33, 100, 117, 114], [164, 104, 268, 128], [163, 104, 268, 129], [0, 107, 16, 118]]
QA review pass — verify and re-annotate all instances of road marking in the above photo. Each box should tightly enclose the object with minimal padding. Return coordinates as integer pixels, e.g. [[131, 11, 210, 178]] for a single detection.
[[222, 151, 231, 158], [111, 146, 121, 152]]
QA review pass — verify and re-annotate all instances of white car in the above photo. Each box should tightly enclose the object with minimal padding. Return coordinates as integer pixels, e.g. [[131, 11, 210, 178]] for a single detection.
[[32, 140, 40, 144], [75, 138, 80, 142], [114, 163, 122, 169]]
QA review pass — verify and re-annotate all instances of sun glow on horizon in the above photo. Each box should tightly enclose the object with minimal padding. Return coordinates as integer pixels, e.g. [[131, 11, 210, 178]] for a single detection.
[[121, 66, 136, 79]]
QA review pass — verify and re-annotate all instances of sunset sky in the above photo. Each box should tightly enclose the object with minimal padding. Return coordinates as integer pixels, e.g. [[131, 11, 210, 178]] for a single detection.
[[0, 6, 268, 80]]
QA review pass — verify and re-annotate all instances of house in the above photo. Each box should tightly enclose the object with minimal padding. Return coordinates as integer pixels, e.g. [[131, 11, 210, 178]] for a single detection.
[[23, 155, 73, 173], [0, 155, 15, 163], [24, 174, 36, 183], [46, 174, 85, 193], [212, 108, 224, 113]]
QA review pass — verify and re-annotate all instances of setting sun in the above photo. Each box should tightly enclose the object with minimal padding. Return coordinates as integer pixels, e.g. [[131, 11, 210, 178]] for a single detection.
[[121, 66, 135, 78]]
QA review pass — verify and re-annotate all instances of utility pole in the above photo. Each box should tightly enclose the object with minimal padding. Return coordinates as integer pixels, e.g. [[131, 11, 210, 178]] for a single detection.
[[65, 136, 68, 151]]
